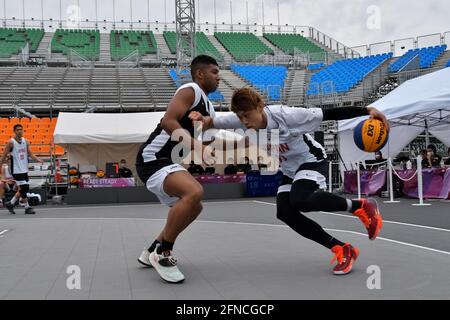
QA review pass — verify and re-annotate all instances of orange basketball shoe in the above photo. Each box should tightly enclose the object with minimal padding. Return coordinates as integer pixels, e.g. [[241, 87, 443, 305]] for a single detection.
[[353, 198, 383, 240], [330, 243, 359, 275]]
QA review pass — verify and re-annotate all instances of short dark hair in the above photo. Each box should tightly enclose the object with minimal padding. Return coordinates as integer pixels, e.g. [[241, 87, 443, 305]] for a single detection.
[[427, 144, 437, 153], [13, 124, 23, 131], [190, 55, 218, 80]]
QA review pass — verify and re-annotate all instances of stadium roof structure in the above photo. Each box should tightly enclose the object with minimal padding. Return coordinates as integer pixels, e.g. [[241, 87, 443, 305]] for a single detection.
[[338, 67, 450, 165]]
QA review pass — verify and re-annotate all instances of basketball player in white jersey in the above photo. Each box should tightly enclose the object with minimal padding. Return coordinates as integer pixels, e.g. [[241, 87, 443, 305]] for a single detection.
[[190, 87, 389, 275], [135, 55, 220, 283], [0, 124, 44, 214]]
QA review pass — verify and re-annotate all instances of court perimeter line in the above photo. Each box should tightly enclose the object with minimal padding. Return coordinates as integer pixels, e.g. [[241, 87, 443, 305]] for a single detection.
[[252, 200, 450, 233], [33, 200, 255, 211], [1, 217, 449, 256]]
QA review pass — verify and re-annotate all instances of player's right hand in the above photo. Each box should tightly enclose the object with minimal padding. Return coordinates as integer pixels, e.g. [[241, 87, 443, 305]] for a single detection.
[[189, 111, 204, 125]]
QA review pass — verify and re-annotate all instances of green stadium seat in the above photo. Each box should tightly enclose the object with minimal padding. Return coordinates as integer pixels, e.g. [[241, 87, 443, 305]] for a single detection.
[[263, 33, 325, 56], [110, 30, 158, 60], [163, 31, 223, 61], [214, 32, 273, 62], [51, 29, 100, 60], [0, 28, 44, 58]]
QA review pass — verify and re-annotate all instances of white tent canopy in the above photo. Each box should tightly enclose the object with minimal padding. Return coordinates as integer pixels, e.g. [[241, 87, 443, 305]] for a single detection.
[[53, 112, 166, 172], [338, 67, 450, 167], [53, 112, 237, 172]]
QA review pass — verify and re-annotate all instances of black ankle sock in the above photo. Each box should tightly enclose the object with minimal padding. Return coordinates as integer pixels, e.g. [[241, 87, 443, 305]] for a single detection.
[[351, 200, 362, 213], [147, 239, 161, 253], [157, 240, 174, 254], [329, 237, 345, 249]]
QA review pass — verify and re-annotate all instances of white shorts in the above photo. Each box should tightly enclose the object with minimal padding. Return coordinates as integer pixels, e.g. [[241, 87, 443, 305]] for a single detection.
[[145, 163, 187, 206], [278, 161, 328, 193]]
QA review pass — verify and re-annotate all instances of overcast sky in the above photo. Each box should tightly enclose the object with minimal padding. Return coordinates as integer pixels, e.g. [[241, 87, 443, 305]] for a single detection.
[[2, 0, 449, 47]]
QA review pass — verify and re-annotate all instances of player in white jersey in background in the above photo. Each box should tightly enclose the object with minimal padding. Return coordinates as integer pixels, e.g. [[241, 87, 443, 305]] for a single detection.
[[190, 87, 389, 275], [0, 154, 17, 207], [0, 124, 44, 214]]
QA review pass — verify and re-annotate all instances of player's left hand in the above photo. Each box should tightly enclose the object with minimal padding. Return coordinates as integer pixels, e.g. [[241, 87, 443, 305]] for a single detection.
[[367, 106, 390, 131]]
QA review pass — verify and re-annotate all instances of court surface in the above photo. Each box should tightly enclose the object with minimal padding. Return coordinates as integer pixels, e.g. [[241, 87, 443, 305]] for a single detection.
[[0, 197, 449, 300]]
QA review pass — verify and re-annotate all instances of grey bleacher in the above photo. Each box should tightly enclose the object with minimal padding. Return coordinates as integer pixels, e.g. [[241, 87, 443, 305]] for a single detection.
[[0, 67, 178, 111], [285, 69, 307, 106]]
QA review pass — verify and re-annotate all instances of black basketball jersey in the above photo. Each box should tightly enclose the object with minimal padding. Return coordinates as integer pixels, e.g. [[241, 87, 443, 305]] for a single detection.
[[136, 82, 215, 165]]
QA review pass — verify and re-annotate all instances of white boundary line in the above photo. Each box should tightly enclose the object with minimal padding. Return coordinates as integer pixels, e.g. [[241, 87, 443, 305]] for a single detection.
[[34, 200, 255, 211], [1, 217, 449, 256], [0, 229, 9, 236], [252, 200, 450, 233]]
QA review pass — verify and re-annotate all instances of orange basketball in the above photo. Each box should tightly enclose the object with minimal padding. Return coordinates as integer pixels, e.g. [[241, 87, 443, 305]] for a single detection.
[[353, 118, 389, 152]]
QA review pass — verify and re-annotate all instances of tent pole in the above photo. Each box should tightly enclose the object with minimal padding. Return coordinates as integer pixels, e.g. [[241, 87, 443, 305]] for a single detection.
[[384, 157, 400, 203], [356, 162, 361, 200], [412, 155, 431, 207], [425, 118, 430, 147]]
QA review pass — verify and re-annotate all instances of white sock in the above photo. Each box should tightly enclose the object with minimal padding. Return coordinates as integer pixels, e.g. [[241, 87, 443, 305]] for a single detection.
[[10, 196, 19, 205], [346, 199, 352, 212]]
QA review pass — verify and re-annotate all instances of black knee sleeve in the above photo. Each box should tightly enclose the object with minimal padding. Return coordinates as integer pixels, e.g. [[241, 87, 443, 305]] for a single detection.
[[290, 199, 313, 212], [19, 184, 29, 198], [276, 192, 292, 222], [289, 179, 318, 213]]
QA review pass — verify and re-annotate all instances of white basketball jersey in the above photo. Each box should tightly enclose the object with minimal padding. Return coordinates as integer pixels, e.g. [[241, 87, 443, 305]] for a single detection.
[[10, 137, 29, 174]]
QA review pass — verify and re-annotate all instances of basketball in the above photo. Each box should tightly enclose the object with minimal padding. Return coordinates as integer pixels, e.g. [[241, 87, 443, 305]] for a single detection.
[[353, 118, 389, 152], [96, 170, 105, 178]]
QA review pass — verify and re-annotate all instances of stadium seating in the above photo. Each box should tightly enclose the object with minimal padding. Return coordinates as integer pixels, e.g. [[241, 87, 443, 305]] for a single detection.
[[230, 65, 288, 100], [0, 117, 64, 156], [0, 28, 44, 58], [110, 30, 157, 60], [263, 33, 324, 55], [307, 53, 392, 95], [307, 63, 326, 71], [163, 31, 223, 61], [51, 29, 100, 60], [214, 32, 273, 62], [168, 69, 224, 102], [447, 59, 450, 68], [389, 45, 447, 72]]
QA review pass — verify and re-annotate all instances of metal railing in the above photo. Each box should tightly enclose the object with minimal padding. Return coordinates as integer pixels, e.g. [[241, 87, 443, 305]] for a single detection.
[[351, 31, 449, 58]]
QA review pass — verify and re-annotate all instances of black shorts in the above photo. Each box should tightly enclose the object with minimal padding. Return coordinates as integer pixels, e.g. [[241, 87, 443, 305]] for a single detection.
[[280, 160, 329, 189], [12, 173, 29, 186], [135, 158, 175, 184]]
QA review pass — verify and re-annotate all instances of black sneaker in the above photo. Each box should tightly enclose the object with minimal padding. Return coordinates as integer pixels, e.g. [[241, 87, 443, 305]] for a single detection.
[[5, 201, 15, 214], [25, 207, 36, 215]]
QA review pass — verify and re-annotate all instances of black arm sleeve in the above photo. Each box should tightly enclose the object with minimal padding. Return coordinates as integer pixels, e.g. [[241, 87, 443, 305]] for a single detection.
[[322, 107, 370, 121]]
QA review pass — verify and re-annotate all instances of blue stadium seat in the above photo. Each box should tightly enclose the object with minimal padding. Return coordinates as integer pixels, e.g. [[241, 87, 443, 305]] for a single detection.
[[168, 69, 224, 102], [446, 59, 450, 68], [307, 63, 325, 71], [230, 65, 288, 100], [389, 45, 447, 72], [306, 53, 392, 95]]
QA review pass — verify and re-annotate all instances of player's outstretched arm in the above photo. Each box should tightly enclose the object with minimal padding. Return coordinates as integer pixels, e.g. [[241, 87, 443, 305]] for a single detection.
[[322, 106, 389, 131]]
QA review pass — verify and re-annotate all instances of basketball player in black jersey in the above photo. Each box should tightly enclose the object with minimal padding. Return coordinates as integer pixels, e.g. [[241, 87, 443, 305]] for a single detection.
[[136, 55, 220, 283]]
